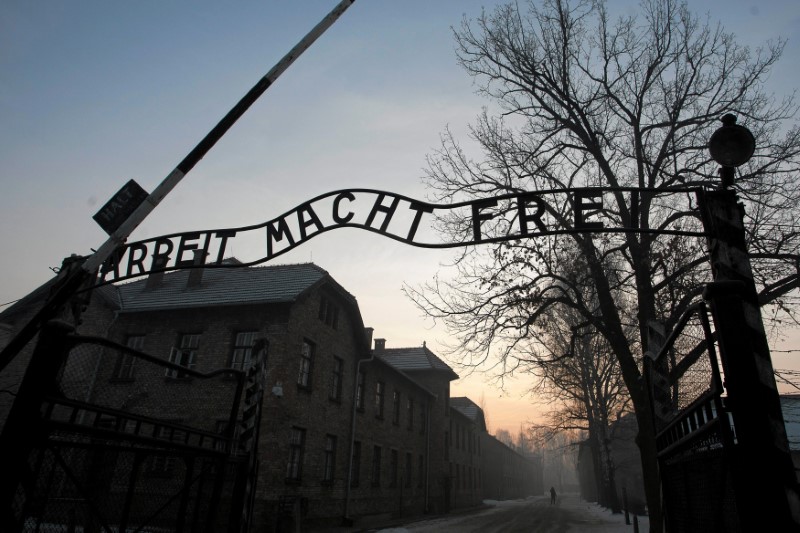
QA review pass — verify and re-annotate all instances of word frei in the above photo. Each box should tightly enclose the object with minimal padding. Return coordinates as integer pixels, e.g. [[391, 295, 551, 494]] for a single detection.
[[98, 187, 656, 284]]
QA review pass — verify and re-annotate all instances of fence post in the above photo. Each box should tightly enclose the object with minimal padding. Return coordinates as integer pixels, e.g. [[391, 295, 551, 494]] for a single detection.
[[698, 189, 800, 530], [0, 319, 75, 530], [697, 114, 800, 530], [623, 486, 630, 525]]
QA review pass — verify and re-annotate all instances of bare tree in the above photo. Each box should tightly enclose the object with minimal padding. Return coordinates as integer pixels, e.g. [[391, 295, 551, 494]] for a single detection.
[[407, 1, 800, 530], [541, 332, 629, 511], [529, 425, 580, 493], [478, 391, 491, 433], [494, 428, 515, 449]]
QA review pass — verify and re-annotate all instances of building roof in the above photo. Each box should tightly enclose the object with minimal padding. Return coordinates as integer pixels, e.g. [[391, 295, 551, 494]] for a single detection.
[[450, 396, 480, 420], [781, 395, 800, 451], [450, 396, 487, 431], [377, 344, 459, 381], [116, 263, 334, 312]]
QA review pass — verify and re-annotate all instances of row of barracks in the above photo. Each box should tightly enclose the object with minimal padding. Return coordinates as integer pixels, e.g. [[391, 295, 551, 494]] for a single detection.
[[0, 260, 542, 530]]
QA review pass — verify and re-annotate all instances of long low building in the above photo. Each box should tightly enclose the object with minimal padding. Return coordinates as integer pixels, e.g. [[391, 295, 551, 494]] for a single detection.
[[0, 260, 542, 531]]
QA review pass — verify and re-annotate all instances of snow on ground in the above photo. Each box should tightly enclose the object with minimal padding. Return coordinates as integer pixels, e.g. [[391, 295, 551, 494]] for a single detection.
[[558, 496, 650, 533], [374, 494, 649, 533]]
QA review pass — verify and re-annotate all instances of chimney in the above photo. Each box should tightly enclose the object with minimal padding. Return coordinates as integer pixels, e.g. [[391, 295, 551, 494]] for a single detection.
[[364, 327, 374, 350], [144, 256, 169, 290], [187, 250, 207, 288], [374, 338, 386, 353]]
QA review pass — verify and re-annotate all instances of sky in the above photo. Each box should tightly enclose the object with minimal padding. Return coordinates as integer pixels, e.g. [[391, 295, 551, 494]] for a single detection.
[[2, 0, 800, 436]]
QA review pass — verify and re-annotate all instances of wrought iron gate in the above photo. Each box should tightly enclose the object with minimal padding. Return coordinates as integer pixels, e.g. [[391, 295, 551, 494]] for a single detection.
[[645, 299, 740, 532], [1, 320, 262, 532]]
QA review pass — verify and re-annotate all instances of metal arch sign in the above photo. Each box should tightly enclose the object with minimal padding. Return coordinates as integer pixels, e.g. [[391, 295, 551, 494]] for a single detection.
[[97, 186, 704, 285]]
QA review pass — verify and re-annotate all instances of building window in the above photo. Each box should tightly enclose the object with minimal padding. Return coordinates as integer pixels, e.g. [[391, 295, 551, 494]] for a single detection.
[[286, 427, 306, 483], [148, 452, 174, 476], [318, 296, 339, 329], [375, 381, 385, 419], [230, 331, 258, 370], [371, 446, 382, 487], [356, 371, 366, 411], [392, 389, 401, 425], [405, 452, 412, 488], [350, 441, 361, 487], [330, 356, 343, 402], [322, 435, 337, 485], [166, 334, 199, 378], [444, 432, 449, 461], [419, 402, 426, 434], [114, 335, 143, 380], [390, 449, 398, 488], [417, 455, 424, 488], [407, 398, 414, 430], [147, 424, 184, 475], [297, 340, 314, 389]]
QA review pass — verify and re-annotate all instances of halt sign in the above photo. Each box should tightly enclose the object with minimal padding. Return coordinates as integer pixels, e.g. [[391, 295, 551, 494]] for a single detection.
[[92, 179, 149, 235]]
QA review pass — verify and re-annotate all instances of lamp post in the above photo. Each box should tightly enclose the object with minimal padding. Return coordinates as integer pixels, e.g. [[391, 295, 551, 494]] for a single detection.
[[708, 113, 755, 188], [700, 114, 800, 531]]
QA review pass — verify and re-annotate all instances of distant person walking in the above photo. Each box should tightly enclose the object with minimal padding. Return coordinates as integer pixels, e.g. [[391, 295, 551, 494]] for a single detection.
[[550, 486, 557, 505]]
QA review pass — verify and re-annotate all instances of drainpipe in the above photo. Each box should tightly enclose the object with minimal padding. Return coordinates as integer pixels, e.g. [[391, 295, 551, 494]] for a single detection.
[[343, 350, 375, 524], [424, 399, 432, 513]]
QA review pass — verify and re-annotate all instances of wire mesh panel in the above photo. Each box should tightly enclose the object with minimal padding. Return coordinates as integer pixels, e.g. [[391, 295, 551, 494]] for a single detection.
[[20, 436, 246, 532], [646, 301, 740, 533], [54, 336, 245, 450], [660, 444, 740, 533], [648, 302, 723, 435], [11, 334, 256, 533]]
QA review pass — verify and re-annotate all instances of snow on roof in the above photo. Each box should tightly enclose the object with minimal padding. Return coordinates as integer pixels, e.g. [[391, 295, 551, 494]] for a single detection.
[[117, 263, 332, 312]]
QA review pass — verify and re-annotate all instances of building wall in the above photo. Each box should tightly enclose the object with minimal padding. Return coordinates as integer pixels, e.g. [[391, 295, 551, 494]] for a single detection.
[[447, 409, 482, 508], [92, 284, 438, 530], [345, 358, 431, 521], [397, 370, 453, 514], [481, 434, 539, 501]]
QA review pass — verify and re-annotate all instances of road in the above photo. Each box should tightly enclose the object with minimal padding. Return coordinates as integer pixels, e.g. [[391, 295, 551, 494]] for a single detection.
[[373, 494, 645, 533]]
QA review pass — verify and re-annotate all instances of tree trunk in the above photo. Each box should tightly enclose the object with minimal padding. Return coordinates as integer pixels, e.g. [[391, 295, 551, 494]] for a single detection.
[[634, 401, 663, 533]]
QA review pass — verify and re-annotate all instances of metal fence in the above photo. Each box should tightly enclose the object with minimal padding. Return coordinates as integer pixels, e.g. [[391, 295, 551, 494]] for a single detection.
[[4, 324, 257, 533], [645, 301, 740, 533]]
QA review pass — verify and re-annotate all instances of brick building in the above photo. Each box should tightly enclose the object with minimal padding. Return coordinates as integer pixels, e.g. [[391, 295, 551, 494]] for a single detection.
[[1, 261, 541, 530], [449, 397, 543, 503], [448, 397, 485, 509]]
